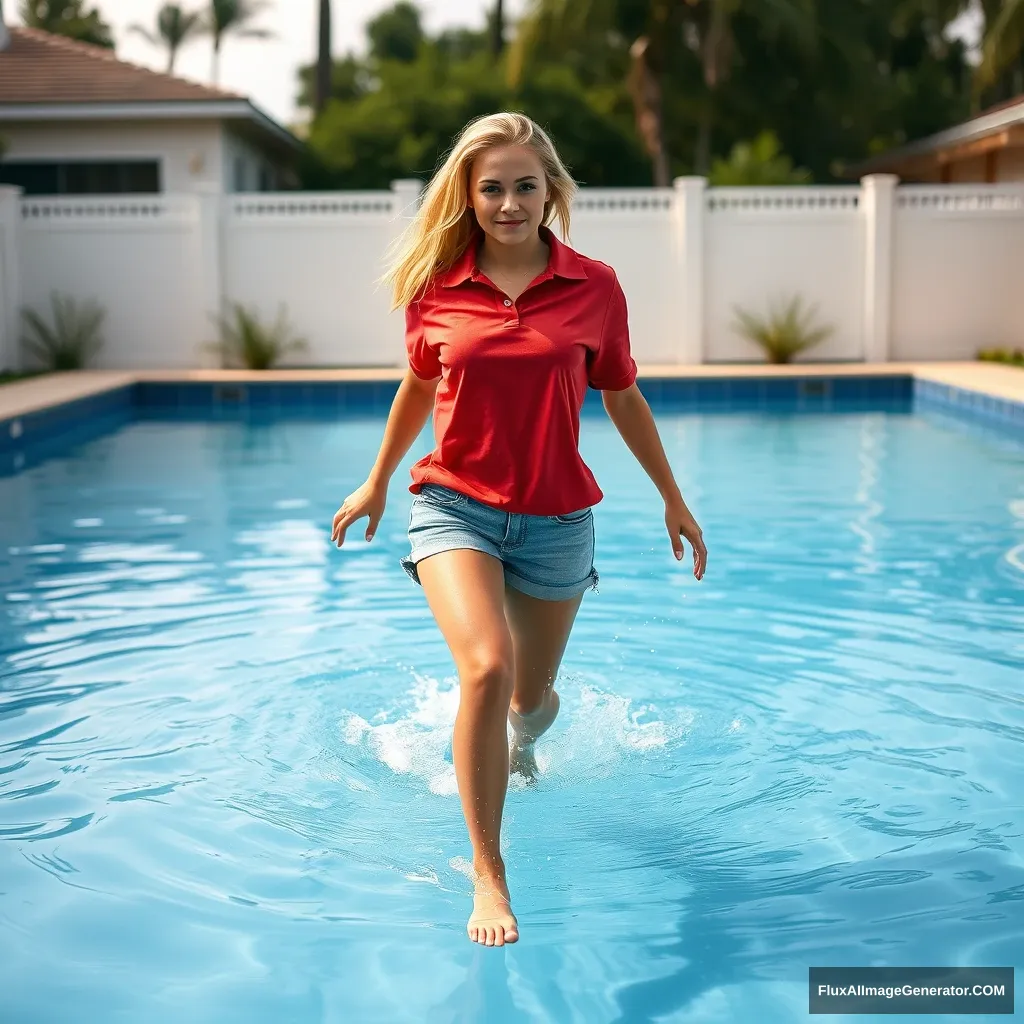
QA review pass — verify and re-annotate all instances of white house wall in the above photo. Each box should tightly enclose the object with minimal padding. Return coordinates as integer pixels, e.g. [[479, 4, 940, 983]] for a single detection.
[[0, 120, 225, 193], [222, 129, 280, 193], [997, 148, 1024, 182]]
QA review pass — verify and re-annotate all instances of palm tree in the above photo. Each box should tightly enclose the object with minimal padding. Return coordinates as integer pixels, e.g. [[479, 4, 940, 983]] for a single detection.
[[932, 0, 1023, 103], [130, 4, 204, 75], [977, 0, 1024, 94], [492, 0, 505, 56], [315, 0, 331, 115], [510, 0, 814, 183], [207, 0, 273, 85]]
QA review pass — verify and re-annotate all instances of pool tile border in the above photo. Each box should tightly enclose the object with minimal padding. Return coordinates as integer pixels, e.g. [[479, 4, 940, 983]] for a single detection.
[[1, 364, 1021, 465], [912, 377, 1024, 434]]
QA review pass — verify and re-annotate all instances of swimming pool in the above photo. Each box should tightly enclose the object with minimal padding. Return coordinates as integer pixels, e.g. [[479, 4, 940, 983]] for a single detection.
[[1, 391, 1022, 1023]]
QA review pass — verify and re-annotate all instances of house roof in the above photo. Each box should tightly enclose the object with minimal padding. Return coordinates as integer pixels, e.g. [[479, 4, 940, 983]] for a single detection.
[[0, 26, 241, 104], [0, 26, 301, 153], [850, 94, 1024, 177]]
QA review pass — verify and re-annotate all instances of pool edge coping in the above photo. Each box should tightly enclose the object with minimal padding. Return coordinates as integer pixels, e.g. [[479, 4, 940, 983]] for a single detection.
[[1, 362, 1022, 424]]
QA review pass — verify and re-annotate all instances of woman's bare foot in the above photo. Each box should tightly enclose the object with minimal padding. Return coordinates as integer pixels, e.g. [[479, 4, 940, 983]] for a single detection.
[[509, 689, 559, 781], [468, 871, 518, 946]]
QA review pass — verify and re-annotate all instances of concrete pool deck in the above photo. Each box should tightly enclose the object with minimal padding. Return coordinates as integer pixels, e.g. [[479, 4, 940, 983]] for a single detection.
[[0, 361, 1022, 422]]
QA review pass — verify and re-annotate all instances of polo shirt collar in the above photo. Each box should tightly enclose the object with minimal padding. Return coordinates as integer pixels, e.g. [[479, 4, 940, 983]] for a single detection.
[[441, 223, 587, 288]]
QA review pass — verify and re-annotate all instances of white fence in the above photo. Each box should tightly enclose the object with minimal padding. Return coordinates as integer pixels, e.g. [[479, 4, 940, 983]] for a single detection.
[[1, 175, 1023, 371]]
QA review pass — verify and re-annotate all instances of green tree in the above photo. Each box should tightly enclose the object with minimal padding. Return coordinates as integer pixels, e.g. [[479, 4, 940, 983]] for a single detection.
[[924, 0, 1023, 104], [738, 0, 972, 180], [129, 4, 204, 74], [207, 0, 273, 84], [301, 17, 648, 189], [366, 1, 424, 62], [976, 0, 1024, 98], [300, 0, 980, 189], [709, 131, 810, 185], [510, 0, 817, 184], [19, 0, 114, 48]]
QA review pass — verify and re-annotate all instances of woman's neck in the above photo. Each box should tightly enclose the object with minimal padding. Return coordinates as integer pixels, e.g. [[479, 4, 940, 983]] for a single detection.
[[477, 229, 549, 273]]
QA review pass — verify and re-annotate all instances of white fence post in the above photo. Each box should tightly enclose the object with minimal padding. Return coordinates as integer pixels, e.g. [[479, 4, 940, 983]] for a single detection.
[[195, 185, 223, 367], [390, 178, 422, 224], [861, 173, 898, 363], [673, 176, 706, 364], [0, 185, 23, 372]]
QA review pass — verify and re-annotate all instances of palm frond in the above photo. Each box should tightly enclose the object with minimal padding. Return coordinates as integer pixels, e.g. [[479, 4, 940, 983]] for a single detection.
[[21, 293, 106, 371], [206, 303, 307, 370], [977, 0, 1024, 88], [506, 0, 612, 87], [731, 295, 833, 364], [128, 23, 158, 44]]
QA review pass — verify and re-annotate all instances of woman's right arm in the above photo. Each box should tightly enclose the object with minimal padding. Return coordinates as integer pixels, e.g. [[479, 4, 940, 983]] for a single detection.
[[331, 368, 438, 547]]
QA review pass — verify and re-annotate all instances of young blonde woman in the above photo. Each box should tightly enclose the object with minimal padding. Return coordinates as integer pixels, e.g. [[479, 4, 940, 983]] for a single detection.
[[331, 112, 706, 947]]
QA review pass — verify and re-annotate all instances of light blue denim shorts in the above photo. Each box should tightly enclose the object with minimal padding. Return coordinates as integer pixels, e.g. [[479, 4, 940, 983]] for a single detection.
[[400, 484, 599, 602]]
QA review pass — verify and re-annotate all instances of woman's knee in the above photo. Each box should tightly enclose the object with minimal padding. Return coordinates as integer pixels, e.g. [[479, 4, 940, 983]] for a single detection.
[[458, 648, 514, 705]]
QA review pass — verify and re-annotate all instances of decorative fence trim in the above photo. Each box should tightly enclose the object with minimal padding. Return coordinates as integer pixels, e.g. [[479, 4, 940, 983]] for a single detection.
[[707, 187, 861, 213], [20, 196, 196, 225], [896, 185, 1024, 213], [228, 193, 398, 219]]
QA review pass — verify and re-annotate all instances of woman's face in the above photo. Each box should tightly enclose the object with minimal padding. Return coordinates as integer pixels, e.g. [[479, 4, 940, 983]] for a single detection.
[[467, 145, 551, 246]]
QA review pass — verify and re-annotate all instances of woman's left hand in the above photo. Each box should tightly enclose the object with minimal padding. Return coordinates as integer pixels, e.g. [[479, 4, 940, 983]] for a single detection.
[[665, 497, 706, 580]]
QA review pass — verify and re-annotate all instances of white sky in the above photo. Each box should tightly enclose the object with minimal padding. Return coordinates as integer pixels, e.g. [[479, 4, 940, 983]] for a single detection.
[[8, 0, 529, 127]]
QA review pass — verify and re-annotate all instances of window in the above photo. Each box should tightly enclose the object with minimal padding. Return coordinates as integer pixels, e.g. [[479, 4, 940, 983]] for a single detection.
[[0, 160, 161, 195], [234, 156, 247, 192]]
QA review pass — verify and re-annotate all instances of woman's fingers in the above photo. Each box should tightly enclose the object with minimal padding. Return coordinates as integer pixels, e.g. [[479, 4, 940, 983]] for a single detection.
[[332, 506, 357, 546], [332, 498, 385, 547], [365, 508, 383, 542], [670, 517, 706, 581], [690, 530, 707, 580]]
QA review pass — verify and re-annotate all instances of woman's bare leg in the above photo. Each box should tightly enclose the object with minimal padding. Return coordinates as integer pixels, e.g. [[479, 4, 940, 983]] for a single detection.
[[415, 549, 519, 946], [504, 588, 584, 779]]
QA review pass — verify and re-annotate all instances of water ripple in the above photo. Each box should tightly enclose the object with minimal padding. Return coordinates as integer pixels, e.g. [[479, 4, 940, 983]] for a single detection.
[[0, 411, 1020, 1024]]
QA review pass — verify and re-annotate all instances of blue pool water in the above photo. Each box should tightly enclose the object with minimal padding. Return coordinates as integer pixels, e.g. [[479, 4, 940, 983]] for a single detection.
[[1, 403, 1022, 1023]]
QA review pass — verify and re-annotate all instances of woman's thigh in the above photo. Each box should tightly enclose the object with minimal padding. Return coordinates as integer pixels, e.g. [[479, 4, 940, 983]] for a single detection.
[[415, 548, 514, 692]]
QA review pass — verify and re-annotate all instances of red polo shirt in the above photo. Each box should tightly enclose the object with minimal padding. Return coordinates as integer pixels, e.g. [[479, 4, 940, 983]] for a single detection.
[[404, 225, 637, 516]]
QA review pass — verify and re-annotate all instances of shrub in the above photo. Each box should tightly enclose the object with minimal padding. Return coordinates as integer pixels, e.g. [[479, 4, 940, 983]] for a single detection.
[[731, 295, 833, 364], [206, 303, 308, 371], [21, 292, 106, 371], [977, 347, 1024, 368]]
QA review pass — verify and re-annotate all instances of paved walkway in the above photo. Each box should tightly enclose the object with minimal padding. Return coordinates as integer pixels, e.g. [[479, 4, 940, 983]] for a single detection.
[[1, 362, 1022, 421]]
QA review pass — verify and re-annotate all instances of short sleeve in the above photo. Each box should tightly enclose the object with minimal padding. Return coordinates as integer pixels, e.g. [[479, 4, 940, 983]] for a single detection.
[[405, 301, 441, 380], [587, 272, 638, 391]]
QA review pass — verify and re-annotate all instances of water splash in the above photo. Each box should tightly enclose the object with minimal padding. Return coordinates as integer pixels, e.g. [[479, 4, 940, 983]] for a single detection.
[[339, 675, 694, 796]]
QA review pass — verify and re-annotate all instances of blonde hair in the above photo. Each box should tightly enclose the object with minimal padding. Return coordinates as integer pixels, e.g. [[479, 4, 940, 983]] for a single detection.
[[380, 112, 578, 310]]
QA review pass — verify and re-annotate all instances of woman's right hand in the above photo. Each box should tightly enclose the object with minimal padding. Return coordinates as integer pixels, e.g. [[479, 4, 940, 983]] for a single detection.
[[331, 478, 387, 547]]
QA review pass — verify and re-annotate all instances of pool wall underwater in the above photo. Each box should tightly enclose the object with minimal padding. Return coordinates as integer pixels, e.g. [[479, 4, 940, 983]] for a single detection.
[[0, 373, 1021, 477]]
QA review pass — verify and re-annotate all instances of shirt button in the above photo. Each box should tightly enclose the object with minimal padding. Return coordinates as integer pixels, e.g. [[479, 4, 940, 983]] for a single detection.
[[503, 299, 512, 307]]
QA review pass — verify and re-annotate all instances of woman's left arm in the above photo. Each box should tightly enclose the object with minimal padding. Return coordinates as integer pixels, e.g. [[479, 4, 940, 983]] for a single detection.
[[601, 383, 707, 580]]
